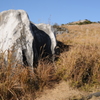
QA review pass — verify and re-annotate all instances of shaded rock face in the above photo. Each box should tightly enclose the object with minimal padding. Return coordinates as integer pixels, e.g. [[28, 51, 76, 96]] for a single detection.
[[31, 23, 56, 58], [0, 10, 56, 67]]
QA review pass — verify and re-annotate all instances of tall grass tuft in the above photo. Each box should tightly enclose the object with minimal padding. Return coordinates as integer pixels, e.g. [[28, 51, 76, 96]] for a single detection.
[[0, 51, 57, 100]]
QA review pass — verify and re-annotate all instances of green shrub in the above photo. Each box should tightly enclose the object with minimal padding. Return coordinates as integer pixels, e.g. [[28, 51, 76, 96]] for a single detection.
[[78, 20, 92, 25]]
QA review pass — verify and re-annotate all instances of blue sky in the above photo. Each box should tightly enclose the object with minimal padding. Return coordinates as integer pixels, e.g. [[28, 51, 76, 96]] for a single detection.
[[0, 0, 100, 25]]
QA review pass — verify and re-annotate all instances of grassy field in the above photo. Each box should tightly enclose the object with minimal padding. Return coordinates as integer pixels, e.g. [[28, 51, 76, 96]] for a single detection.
[[57, 23, 100, 88], [0, 23, 100, 100]]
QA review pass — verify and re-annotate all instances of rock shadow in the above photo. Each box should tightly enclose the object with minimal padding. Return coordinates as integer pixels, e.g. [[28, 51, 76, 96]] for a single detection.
[[30, 23, 55, 67], [55, 41, 71, 61]]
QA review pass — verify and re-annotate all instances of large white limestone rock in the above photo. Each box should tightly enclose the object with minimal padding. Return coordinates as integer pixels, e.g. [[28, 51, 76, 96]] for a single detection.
[[0, 10, 57, 67], [0, 10, 34, 66]]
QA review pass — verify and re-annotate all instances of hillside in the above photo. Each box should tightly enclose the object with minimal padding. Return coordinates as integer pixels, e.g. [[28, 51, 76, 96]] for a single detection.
[[36, 23, 100, 100], [1, 23, 100, 100]]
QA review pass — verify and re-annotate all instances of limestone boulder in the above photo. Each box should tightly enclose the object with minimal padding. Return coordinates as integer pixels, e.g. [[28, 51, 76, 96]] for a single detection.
[[0, 10, 57, 67]]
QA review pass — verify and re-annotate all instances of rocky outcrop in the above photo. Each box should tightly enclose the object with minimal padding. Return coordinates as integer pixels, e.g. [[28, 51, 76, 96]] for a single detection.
[[53, 25, 69, 34], [0, 10, 56, 67], [86, 92, 100, 100]]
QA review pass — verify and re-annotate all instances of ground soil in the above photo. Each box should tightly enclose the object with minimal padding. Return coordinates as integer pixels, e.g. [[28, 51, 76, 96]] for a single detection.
[[35, 81, 87, 100], [35, 81, 100, 100]]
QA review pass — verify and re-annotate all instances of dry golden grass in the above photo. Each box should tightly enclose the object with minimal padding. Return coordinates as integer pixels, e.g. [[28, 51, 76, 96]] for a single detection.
[[0, 23, 100, 99], [56, 23, 100, 90], [0, 57, 57, 100]]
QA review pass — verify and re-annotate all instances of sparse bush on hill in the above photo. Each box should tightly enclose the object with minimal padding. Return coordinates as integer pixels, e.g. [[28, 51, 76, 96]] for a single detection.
[[67, 19, 95, 25], [77, 19, 93, 25]]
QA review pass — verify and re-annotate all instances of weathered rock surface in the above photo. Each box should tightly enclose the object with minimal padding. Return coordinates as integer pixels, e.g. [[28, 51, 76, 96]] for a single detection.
[[86, 92, 100, 100], [53, 26, 69, 34], [0, 9, 56, 67]]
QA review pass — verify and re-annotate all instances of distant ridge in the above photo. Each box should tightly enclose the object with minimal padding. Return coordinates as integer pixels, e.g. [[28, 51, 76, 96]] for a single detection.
[[66, 19, 96, 25], [71, 19, 88, 24]]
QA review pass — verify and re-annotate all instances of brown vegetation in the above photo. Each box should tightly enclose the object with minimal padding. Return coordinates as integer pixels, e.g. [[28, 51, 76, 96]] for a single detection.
[[0, 23, 100, 100], [57, 23, 100, 89]]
